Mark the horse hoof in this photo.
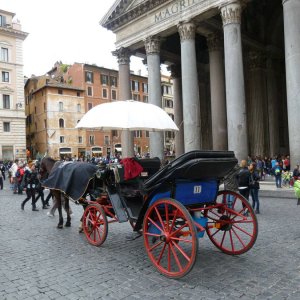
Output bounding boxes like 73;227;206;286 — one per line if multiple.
65;223;71;227
57;224;63;229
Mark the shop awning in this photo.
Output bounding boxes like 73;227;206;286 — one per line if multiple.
59;147;72;154
92;147;103;153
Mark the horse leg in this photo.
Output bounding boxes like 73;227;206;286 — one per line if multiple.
56;193;64;229
64;196;71;227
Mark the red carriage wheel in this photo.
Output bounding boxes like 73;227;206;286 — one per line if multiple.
143;198;198;279
205;190;258;255
82;203;108;247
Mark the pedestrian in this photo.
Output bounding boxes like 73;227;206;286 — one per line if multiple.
16;163;25;195
249;163;260;214
292;164;300;179
272;162;282;188
21;162;39;211
237;160;251;201
0;168;3;190
293;178;300;205
35;178;48;209
9;159;19;194
284;155;290;171
223;163;240;208
0;163;5;180
44;189;53;207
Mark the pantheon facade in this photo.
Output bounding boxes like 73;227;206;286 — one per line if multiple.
101;0;300;166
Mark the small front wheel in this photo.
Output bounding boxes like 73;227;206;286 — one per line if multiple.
143;198;198;279
82;203;108;246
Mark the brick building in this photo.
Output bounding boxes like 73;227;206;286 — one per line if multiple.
25;62;174;159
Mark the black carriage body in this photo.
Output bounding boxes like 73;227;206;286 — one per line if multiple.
109;151;238;231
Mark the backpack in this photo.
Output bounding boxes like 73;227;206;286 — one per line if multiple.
15;169;21;178
274;167;281;175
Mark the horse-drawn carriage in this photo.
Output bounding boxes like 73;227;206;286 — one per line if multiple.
41;150;258;279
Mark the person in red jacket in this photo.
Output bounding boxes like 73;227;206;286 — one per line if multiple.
16;164;25;195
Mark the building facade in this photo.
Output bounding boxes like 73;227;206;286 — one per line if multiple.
25;62;174;160
0;10;27;161
65;63;171;158
25;75;86;160
100;0;299;166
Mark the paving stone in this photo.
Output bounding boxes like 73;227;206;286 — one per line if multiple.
0;179;299;299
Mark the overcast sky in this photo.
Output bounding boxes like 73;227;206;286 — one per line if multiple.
1;0;148;77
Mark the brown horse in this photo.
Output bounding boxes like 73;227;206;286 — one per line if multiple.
39;157;72;228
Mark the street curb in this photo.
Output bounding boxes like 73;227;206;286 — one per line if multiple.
260;190;295;199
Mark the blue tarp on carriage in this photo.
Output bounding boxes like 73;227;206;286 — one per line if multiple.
42;161;98;201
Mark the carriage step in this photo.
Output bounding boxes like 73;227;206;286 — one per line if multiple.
108;192;128;222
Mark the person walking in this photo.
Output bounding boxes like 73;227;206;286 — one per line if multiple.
9;159;19;194
35;179;48;209
272;162;282;188
0;163;5;180
0;168;3;190
21;162;39;211
223;163;240;208
16;163;25;195
249;163;260;214
237;160;251;201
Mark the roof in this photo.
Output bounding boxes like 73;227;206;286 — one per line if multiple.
25;75;84;95
100;0;169;31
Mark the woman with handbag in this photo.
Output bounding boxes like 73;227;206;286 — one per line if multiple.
249;163;260;214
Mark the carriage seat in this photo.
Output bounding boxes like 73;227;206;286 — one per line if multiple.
143;150;238;194
137;157;161;180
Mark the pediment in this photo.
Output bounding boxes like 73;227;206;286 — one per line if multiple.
125;0;148;12
0;85;14;93
101;0;169;31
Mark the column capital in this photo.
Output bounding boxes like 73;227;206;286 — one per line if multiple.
167;64;181;79
220;1;242;26
207;33;223;51
247;51;266;70
144;36;160;55
112;47;131;65
177;21;196;42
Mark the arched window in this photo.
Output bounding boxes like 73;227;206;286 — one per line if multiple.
59;118;64;128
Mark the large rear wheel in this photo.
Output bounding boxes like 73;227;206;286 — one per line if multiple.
205;190;258;255
82;203;108;247
143;198;198;279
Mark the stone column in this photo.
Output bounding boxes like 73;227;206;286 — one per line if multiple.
198;75;212;150
144;36;164;160
266;57;280;157
221;1;248;162
168;65;184;157
178;21;201;152
283;0;300;167
112;47;134;157
207;33;227;150
246;51;268;156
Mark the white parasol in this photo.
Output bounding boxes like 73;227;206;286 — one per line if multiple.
75;100;179;132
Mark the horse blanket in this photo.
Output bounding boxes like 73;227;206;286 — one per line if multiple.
42;161;98;201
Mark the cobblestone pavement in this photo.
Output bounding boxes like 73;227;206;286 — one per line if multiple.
0;178;299;300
